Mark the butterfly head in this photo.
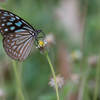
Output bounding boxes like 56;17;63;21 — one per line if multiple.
34;29;45;39
35;30;42;36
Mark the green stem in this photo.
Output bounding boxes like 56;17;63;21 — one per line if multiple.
45;53;59;100
78;65;91;100
12;60;25;100
93;52;100;100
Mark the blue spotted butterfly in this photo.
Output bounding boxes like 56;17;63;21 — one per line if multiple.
0;9;43;61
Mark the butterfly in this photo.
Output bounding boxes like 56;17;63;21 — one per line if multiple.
0;9;43;61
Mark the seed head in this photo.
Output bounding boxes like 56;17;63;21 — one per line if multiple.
88;55;98;67
49;74;64;89
45;34;56;46
68;50;83;62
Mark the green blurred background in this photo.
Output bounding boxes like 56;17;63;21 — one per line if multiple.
0;0;100;100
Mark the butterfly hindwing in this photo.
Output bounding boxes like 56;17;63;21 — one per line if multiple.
3;30;34;61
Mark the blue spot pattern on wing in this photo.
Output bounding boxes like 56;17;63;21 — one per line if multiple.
7;22;12;25
10;26;15;30
15;21;22;27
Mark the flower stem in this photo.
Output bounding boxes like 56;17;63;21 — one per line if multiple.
45;53;59;100
12;60;25;100
93;52;100;100
78;65;91;100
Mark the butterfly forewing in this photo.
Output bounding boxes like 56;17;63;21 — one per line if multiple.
0;9;35;37
0;9;36;61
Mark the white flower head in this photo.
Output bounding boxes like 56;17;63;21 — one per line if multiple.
88;55;98;67
36;39;47;48
70;74;80;84
68;49;83;62
49;74;64;89
36;39;48;55
45;34;56;46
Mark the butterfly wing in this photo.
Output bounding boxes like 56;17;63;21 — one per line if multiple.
3;31;34;61
0;9;35;37
0;9;35;61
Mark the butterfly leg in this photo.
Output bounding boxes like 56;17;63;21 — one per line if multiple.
37;30;45;38
37;36;44;39
41;30;45;37
34;30;45;46
34;38;39;47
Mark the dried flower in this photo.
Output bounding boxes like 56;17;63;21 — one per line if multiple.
68;50;83;62
70;74;80;84
88;55;98;67
49;74;64;89
45;34;56;46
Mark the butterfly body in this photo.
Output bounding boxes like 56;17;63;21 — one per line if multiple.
0;9;42;61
